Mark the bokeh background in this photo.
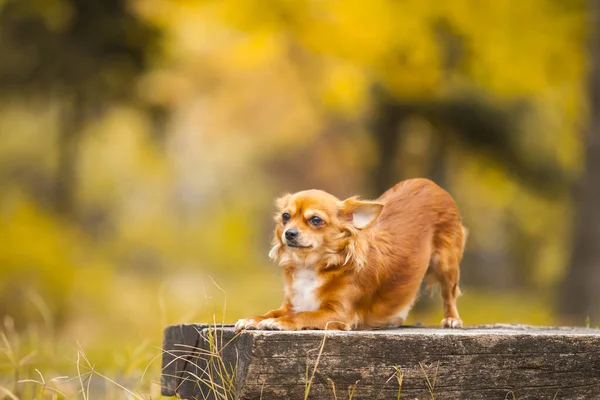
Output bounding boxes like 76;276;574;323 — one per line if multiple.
1;0;599;398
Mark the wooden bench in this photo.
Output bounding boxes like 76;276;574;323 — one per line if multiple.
161;324;600;399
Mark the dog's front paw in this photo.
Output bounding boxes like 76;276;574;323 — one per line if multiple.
234;318;259;332
257;317;295;330
441;317;463;328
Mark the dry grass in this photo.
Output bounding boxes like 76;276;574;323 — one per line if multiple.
327;377;360;400
0;326;158;400
160;326;239;400
385;366;404;400
419;360;440;400
0;285;564;399
304;330;329;400
0;312;447;400
0;281;233;399
304;321;366;400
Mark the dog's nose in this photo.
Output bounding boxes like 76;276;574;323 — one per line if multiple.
285;229;299;241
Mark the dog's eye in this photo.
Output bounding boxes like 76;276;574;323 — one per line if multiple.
282;213;291;223
309;216;323;226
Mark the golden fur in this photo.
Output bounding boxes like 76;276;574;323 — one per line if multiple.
235;178;466;331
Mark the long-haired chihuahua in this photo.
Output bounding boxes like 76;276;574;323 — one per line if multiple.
235;178;467;331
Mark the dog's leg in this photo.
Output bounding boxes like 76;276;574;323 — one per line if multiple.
235;304;292;332
438;266;462;328
430;231;464;328
256;310;351;331
427;222;466;328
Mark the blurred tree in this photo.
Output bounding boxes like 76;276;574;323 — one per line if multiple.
370;93;568;197
368;88;574;290
0;0;159;218
560;0;600;323
0;0;590;334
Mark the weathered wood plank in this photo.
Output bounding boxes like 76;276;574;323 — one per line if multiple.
161;324;600;399
161;324;209;398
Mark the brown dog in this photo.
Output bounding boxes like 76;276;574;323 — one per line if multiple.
235;178;467;331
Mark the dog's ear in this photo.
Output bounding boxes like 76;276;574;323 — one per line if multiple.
275;193;291;210
340;197;384;229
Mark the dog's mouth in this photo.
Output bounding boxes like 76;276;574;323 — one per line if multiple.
285;243;312;249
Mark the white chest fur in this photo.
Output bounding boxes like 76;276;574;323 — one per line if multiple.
290;269;322;312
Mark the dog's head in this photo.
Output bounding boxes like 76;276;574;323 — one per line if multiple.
268;189;383;269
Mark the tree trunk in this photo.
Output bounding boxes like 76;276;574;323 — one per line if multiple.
55;92;85;217
371;95;406;196
560;0;600;323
